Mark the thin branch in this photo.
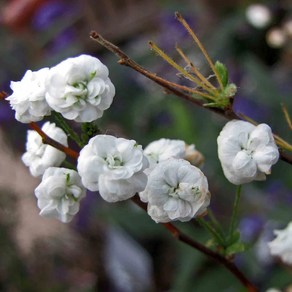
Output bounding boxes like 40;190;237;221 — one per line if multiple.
149;41;216;95
281;103;292;131
90;32;237;120
175;44;217;90
0;91;8;99
29;122;79;159
175;12;224;91
131;195;258;292
89;32;292;165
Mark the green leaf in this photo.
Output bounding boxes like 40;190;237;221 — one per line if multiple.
227;230;240;245
226;242;246;256
215;61;229;88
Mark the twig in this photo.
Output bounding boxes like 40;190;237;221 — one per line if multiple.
90;31;237;120
29;122;79;159
281;103;292;131
89;32;292;165
0;91;8;99
175;12;224;91
131;195;258;292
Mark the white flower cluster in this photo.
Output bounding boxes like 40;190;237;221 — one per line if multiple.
7;54;115;123
22;121;68;177
217;120;279;185
13;54;280;228
140;138;210;223
268;222;292;265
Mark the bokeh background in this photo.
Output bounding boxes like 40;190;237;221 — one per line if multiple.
0;0;291;291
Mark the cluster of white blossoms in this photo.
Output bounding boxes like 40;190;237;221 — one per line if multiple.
7;54;115;123
8;53;281;227
268;222;292;265
7;54;115;222
22;121;68;177
139;138;210;222
217;120;279;185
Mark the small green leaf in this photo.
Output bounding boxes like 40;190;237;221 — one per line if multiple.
226;242;246;256
228;230;241;245
215;61;229;88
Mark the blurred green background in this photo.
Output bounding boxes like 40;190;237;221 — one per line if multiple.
0;0;291;291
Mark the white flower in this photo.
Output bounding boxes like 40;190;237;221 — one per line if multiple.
45;54;115;122
77;135;148;202
144;138;186;169
145;159;211;223
217;120;279;185
22;122;68;177
140;139;204;202
268;222;292;265
35;167;86;223
7;68;51;123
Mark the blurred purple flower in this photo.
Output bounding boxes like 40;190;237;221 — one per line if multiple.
0;102;14;122
266;180;292;206
31;1;77;31
158;12;197;50
74;191;100;232
46;28;77;54
239;215;264;242
233;95;269;121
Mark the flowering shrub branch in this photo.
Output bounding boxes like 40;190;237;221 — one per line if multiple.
1;11;291;291
131;194;258;292
90;14;292;164
29;122;79;159
13;119;258;290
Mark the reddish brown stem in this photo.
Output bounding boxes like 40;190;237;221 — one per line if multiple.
89;32;292;165
131;195;258;292
29;122;79;159
0;91;8;99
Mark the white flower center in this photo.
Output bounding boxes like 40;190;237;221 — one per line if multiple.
105;155;123;168
169;185;180;198
72;81;88;99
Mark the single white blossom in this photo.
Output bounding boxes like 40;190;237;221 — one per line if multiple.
22;122;68;177
35;167;86;223
140;139;203;202
268;222;292;265
45;54;115;122
143;138;186;169
7;68;51;123
145;159;211;223
77;135;148;202
217;120;279;185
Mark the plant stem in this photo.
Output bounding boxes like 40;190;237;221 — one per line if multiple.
149;41;217;96
228;185;242;239
207;208;225;239
175;44;217;90
131;195;258;292
29;122;79;159
196;217;226;246
52;112;84;147
90;31;292;165
175;12;224;91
